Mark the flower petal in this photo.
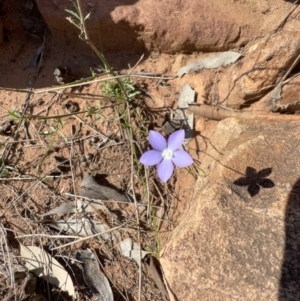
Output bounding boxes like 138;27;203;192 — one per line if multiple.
248;182;260;197
233;177;251;186
257;168;272;178
149;131;167;151
157;159;174;182
245;166;257;177
140;150;162;166
172;150;194;167
167;130;185;151
259;178;275;188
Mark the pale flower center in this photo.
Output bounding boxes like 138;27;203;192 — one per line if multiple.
161;148;173;160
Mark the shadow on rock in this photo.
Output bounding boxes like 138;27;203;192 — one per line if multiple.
233;166;275;197
0;0;148;88
279;178;300;300
37;0;146;52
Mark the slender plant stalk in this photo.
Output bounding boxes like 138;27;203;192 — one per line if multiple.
74;0;129;101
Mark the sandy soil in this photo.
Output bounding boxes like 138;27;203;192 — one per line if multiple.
0;1;202;300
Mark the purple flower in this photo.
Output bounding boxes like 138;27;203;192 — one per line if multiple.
140;130;194;182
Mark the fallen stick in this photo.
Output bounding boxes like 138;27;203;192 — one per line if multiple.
187;104;300;121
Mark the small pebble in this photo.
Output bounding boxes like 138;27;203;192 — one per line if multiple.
90;136;98;143
80;161;88;168
64;100;80;113
85;153;94;161
79;155;87;163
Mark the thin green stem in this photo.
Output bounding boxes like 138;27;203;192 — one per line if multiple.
74;0;129;101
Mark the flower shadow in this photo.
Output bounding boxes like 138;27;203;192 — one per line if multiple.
233;166;275;197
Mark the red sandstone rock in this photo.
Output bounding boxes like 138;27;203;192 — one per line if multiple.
36;0;296;53
218;30;300;108
161;118;300;301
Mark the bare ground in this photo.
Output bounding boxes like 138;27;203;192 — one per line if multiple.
0;1;201;300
